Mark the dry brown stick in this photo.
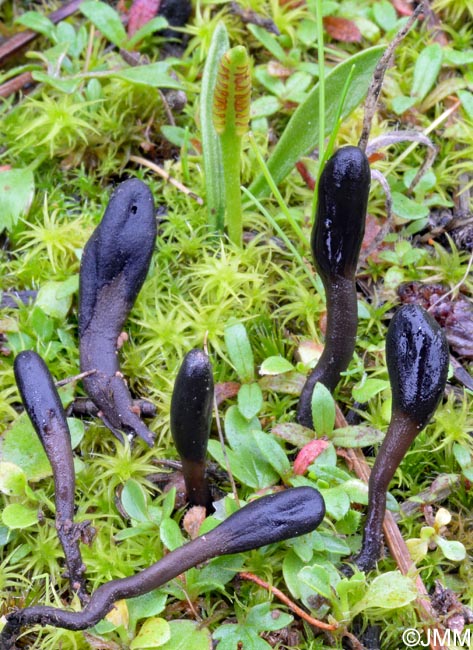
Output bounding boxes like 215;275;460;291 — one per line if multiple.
358;4;423;152
129;155;204;205
334;407;445;650
0;0;84;64
238;572;338;631
0;71;33;97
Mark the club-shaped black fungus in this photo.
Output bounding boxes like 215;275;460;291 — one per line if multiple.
79;178;157;446
170;348;214;510
297;146;370;429
354;304;449;571
297;147;371;428
13;351;88;604
0;487;325;647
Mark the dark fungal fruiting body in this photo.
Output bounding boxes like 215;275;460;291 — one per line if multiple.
297;146;371;429
170;349;214;510
13;351;88;605
79;178;157;446
0;487;325;647
355;305;449;572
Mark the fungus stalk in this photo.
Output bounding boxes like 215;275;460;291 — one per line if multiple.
1;487;325;648
355;305;449;572
13;351;89;605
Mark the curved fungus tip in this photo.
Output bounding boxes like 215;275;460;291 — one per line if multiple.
386;304;449;429
312;145;370;281
214;486;326;555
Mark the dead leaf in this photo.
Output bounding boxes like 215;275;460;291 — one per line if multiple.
391;0;415;16
215;381;240;406
183;506;206;539
323;16;362;43
128;0;160;37
293;439;330;475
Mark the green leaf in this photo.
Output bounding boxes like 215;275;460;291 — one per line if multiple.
253;430;290;477
121;479;149;523
311;383;335;437
80;1;127;48
391;95;417;115
160;517;184;551
2;503;38;529
0;168;35;232
372;0;398;31
271;422;313;447
459;89;473;121
435;536;466;561
319;486;350;520
225;406;261;452
111;63;182;88
259;356;294;375
1;414;53;481
352;571;417;615
161;125;187;147
299;564;333;599
67;418;85;448
159;620;211;650
246;603;293;632
411;44;443;102
238;383;263;420
36;277;78;319
392;192;429;221
352;378;390;403
0;463;27;496
201;22;229;231
248;25;286;62
251;96;280;119
328;426;384;448
126;16;168;48
130;617;170;649
224;321;255;382
249;46;384;197
15;11;55;40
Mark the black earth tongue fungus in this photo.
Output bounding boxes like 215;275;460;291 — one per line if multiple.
79;178;157;447
297;146;371;430
354;304;449;572
13;351;89;605
170;348;214;512
0;487;325;649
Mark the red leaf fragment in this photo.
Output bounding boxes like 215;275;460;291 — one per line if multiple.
323;16;362;43
128;0;160;37
391;0;415;16
293;439;330;475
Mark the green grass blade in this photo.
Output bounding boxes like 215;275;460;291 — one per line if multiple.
200;22;229;231
249;46;385;199
242;187;319;293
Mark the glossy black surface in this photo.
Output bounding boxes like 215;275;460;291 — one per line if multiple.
386;304;449;428
170;348;214;463
312;145;370;281
297;146;370;428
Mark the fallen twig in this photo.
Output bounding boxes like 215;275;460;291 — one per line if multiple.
239;571;338;631
0;0;84;64
129;155;203;205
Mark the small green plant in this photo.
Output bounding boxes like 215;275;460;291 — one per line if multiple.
212;45;251;245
